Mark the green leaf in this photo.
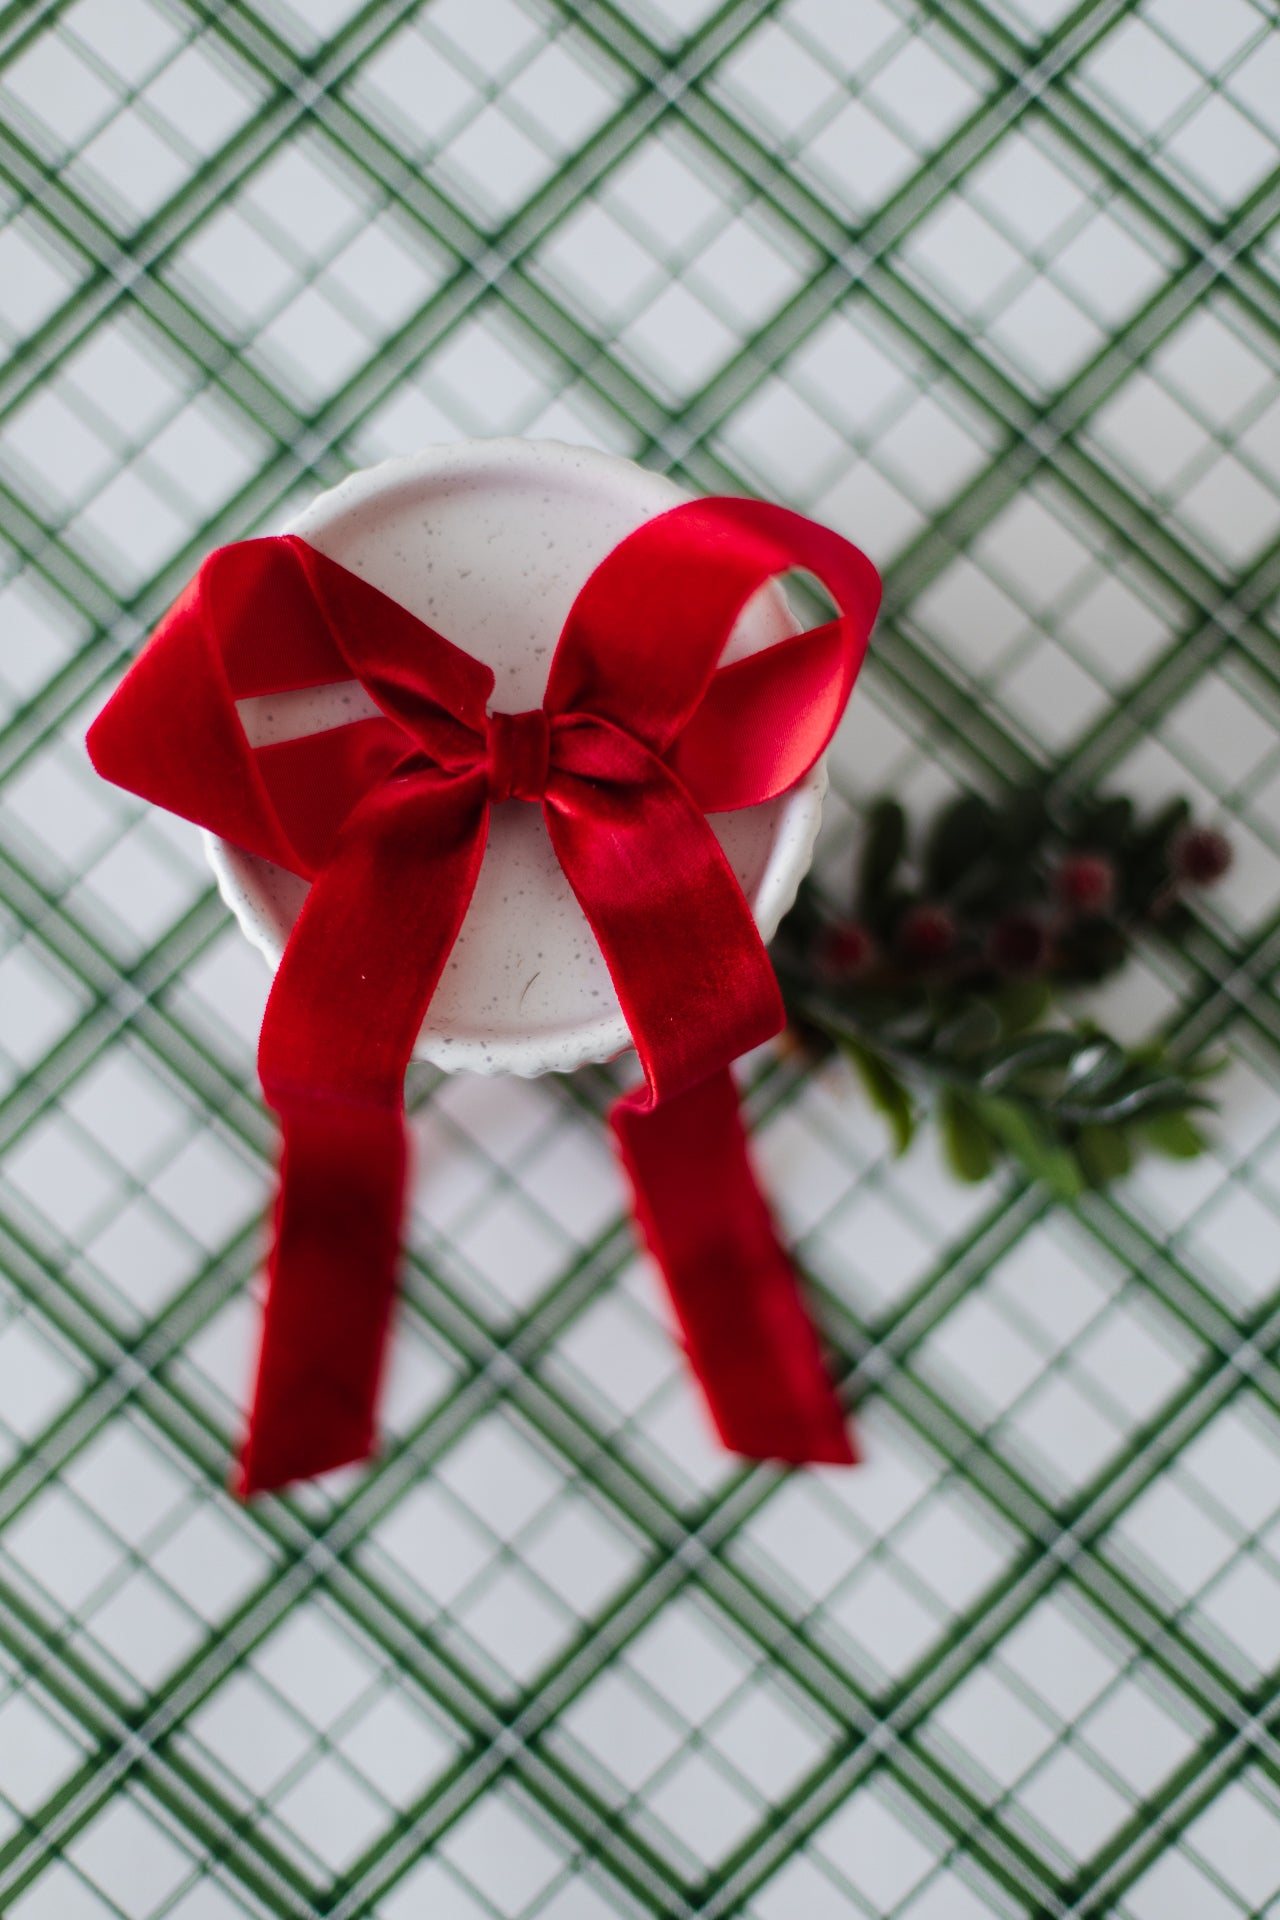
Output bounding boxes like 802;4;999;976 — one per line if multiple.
993;978;1052;1036
1141;1110;1208;1159
974;1095;1084;1199
1143;796;1192;849
857;800;907;910
1076;1124;1133;1186
1122;797;1191;913
1153;901;1195;939
934;998;1002;1058
1054;918;1129;984
994;785;1049;854
840;1038;915;1156
1062;1038;1129;1099
924;794;994;894
1075;1075;1211;1126
939;1088;996;1182
979;1030;1082;1093
1069;795;1134;850
1185;1051;1230;1082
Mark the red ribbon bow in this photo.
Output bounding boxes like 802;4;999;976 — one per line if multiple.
88;496;880;1494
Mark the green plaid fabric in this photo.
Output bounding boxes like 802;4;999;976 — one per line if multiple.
3;0;1280;1913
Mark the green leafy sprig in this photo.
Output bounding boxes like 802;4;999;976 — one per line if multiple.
771;786;1231;1196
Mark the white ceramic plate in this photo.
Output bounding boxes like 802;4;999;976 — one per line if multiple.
207;439;826;1076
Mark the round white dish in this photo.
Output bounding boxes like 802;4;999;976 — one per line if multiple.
207;438;826;1076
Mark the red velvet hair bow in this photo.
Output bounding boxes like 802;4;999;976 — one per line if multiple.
88;496;880;1495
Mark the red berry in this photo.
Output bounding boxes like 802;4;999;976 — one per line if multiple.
896;903;957;966
1055;852;1115;914
818;921;876;980
1172;825;1232;886
990;910;1049;974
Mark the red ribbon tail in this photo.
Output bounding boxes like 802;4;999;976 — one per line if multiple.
237;1095;407;1496
611;1070;855;1466
236;770;490;1498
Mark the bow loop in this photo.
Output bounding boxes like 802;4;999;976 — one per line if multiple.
547;498;880;773
285;536;493;735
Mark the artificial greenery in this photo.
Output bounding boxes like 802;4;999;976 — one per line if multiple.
771;785;1232;1196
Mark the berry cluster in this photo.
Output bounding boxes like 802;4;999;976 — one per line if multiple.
771;788;1231;1192
812;792;1231;999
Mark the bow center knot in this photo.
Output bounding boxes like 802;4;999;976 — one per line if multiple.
485;707;550;803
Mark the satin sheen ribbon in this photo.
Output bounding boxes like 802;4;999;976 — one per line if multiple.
87;497;880;1495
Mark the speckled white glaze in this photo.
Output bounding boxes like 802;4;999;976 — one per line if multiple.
207;439;827;1076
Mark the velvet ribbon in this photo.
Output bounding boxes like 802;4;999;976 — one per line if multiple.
87;497;880;1494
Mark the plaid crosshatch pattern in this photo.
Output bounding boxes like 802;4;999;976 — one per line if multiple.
2;0;1280;1911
